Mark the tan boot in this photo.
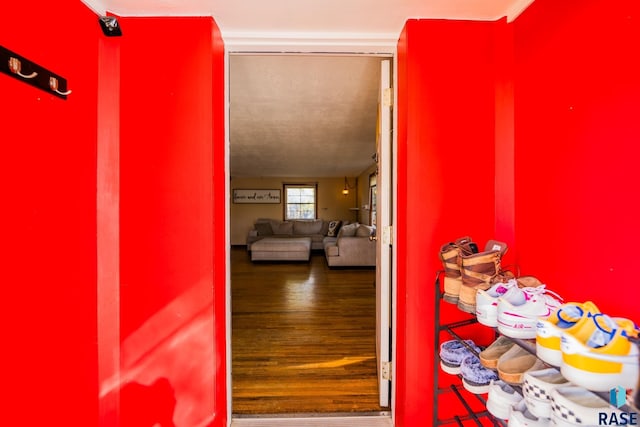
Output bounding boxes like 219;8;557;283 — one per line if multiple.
458;240;508;313
439;237;476;304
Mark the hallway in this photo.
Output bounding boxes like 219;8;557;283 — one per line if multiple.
231;247;385;414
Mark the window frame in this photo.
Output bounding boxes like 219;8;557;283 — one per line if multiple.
283;182;318;220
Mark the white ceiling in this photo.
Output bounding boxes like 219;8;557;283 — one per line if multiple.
83;0;535;177
230;54;383;178
84;0;534;38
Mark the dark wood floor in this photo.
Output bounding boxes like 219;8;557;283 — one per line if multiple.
231;246;385;414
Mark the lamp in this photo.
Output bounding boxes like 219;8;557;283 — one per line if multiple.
342;177;354;196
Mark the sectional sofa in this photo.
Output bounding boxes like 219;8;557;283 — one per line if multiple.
246;218;376;266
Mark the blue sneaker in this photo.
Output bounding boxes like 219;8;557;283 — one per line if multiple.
460;355;499;394
439;339;480;374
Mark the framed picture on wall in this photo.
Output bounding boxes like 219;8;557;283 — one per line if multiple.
233;189;281;204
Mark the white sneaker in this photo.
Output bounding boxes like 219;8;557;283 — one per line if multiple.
497;285;563;339
486;379;523;420
508;398;550;426
550;386;622;427
523;368;569;419
476;279;519;327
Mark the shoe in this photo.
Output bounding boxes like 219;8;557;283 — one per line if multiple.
439;237;476;304
486;379;522;420
476;279;519;327
497;285;563;339
516;275;545;288
476;276;542;327
536;301;600;366
439;339;480;375
635;357;640;410
480;335;516;369
550;386;622;427
522;368;569;419
508;398;550;426
460;354;499;394
497;344;546;385
458;240;508;313
560;313;639;391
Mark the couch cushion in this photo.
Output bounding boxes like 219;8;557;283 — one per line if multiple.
338;222;359;237
293;219;323;235
325;244;339;257
356;224;374;237
271;221;293;235
323;236;337;246
255;222;273;236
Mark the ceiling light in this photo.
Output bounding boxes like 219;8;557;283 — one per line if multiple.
342;177;351;196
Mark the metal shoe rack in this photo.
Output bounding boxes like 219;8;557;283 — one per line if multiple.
433;270;640;426
433;271;507;426
500;333;640;415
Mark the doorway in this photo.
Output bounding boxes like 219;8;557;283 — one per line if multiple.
226;52;395;420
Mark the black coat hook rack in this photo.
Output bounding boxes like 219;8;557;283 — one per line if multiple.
1;45;71;100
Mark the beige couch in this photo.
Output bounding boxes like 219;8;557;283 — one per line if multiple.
246;218;329;251
246;218;376;266
323;223;376;267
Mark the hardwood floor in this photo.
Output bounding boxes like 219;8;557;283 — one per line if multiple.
231;246;386;415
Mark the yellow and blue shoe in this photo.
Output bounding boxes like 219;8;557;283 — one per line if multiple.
560;313;639;391
536;301;600;366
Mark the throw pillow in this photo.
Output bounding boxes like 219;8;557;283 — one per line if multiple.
255;222;273;236
356;224;374;237
338;222;359;237
326;220;342;237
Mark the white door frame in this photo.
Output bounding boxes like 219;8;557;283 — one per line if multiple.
223;41;398;426
376;58;392;408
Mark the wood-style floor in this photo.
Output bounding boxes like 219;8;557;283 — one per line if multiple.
231;246;385;415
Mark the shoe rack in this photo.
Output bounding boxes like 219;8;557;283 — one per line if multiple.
433;271;506;426
502;333;640;414
433;270;640;426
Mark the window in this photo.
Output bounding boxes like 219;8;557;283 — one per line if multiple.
284;184;317;220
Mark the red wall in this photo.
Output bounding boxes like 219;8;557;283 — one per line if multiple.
4;1;637;426
396;1;640;424
118;16;226;427
395;18;502;426
512;0;640;317
0;1;100;425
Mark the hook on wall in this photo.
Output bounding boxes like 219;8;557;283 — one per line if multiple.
1;45;71;100
49;76;72;96
8;57;38;79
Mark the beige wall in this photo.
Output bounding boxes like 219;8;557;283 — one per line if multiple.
230;175;373;245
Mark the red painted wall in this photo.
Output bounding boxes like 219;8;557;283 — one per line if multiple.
395;19;502;426
396;1;640;424
211;17;229;424
0;1;100;425
118;16;225;426
4;1;636;426
512;0;640;317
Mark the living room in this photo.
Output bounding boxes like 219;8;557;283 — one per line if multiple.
228;54;386;262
